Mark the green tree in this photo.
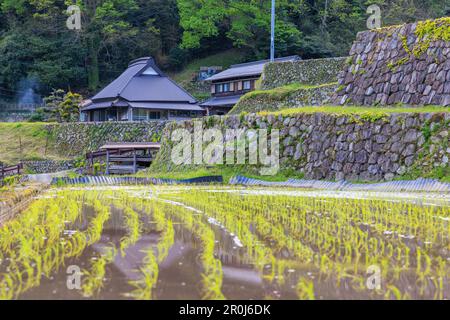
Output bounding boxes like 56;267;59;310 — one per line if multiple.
178;0;303;59
39;89;82;122
42;89;65;122
59;91;83;122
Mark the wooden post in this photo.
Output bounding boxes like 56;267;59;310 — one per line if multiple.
133;150;137;174
106;150;110;175
89;153;93;175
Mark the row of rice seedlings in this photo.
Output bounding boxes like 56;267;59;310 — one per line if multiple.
80;191;143;298
115;200;142;257
0;190;112;299
159;191;296;286
134;194;226;300
127;201;175;300
259;194;450;294
149;191;282;295
81;245;117;298
0;192;83;299
156;188;450;299
258;194;447;298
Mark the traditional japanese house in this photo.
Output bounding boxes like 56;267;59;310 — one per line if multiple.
81;57;205;122
200;56;300;115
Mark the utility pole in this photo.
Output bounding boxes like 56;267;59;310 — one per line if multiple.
270;0;275;61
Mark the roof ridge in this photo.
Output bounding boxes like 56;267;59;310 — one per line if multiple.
117;58;154;97
230;55;300;68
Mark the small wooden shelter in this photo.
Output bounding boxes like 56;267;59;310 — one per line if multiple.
98;142;161;174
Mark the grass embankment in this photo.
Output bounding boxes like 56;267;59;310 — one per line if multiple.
140;166;305;183
230;82;337;114
259;105;450;117
242;82;336;100
0;123;63;165
143;165;450;184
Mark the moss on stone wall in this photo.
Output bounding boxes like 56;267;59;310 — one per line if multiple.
261;57;347;90
230;83;337;115
46;121;167;157
152;111;450;182
333;17;450;107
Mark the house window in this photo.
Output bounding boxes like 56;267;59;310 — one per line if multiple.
169;110;193;118
119;109;128;121
177;111;190;118
215;84;223;93
93;110;106;122
132;109;162;121
149;111;161;120
243;80;251;90
223;83;230;92
133;109;146;121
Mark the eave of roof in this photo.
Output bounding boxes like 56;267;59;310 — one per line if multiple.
89;57;197;104
200;95;242;107
128;102;204;111
205;55;301;82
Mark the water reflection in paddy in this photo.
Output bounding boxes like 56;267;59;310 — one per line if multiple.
1;186;449;300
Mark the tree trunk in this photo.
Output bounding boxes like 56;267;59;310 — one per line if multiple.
85;0;100;91
87;36;100;91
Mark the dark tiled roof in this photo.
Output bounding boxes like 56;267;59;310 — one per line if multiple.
82;57;197;111
81;100;128;111
206;55;301;82
128;102;203;111
200;95;242;107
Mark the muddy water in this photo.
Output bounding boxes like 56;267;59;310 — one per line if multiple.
17;203;269;300
8;187;450;300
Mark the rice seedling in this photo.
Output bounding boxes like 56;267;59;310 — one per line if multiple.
128;202;174;300
1;185;449;300
142;198;225;300
81;245;117;298
153;187;450;300
0;189;112;299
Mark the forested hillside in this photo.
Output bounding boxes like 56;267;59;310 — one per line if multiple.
0;0;448;101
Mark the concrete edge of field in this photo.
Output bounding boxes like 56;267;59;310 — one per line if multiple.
43;173;450;193
230;176;450;193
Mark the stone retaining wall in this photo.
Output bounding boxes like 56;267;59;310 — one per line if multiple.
230;84;337;115
22;160;76;174
332;18;450;106
261;57;347;90
153;112;449;182
47;121;167;156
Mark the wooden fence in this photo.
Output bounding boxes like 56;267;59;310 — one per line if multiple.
0;163;23;185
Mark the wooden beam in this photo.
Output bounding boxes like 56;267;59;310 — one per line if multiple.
106;150;110;175
133;150;137;174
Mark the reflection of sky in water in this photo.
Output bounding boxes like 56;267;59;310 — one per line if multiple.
24;186;450;300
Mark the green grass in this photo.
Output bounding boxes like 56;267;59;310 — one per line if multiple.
395;165;450;183
140;165;450;184
242;82;336;101
0;122;64;165
138;165;305;184
259;105;450;117
169;49;246;88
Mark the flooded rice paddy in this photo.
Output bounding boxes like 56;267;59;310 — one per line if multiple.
0;186;449;300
